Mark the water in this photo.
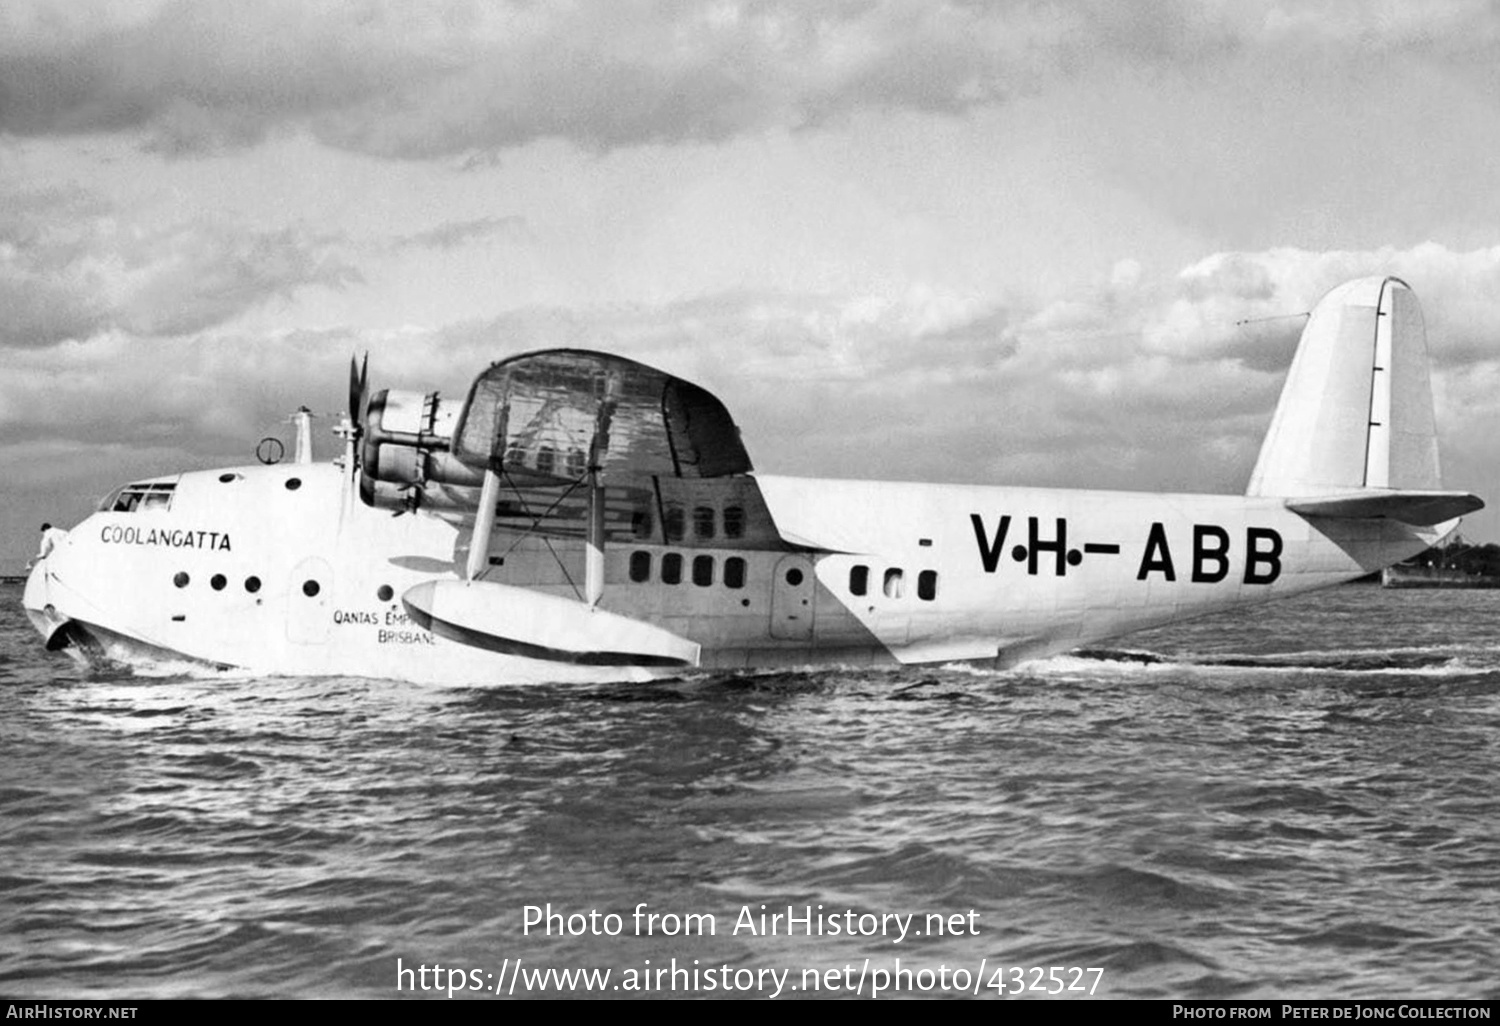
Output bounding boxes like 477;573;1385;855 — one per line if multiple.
2;582;1498;1000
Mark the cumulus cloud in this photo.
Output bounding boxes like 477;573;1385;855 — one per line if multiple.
5;241;1500;513
0;190;360;347
1157;244;1500;369
5;1;1500;159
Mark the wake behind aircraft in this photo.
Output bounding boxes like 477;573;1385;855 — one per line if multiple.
23;276;1483;684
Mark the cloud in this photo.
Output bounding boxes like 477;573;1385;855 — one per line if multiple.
390;216;528;252
7;1;1500;160
1157;244;1500;369
5;241;1500;507
0;189;360;347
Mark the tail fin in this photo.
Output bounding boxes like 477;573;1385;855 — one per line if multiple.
1248;276;1481;525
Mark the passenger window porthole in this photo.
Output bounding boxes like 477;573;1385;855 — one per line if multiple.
883;568;905;599
723;506;745;539
285;478;302;491
302;580;320;597
377;585;394;602
629;551;652;583
849;564;869;596
693;506;716;540
210;574;226;591
692;555;714;587
245;576;261;593
173;572;189;588
785;567;804;587
664;506;686;542
661;553;683;585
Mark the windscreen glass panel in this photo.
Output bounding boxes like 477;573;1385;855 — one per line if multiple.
102;482;177;512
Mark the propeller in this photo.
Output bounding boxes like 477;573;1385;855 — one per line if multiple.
348;352;369;434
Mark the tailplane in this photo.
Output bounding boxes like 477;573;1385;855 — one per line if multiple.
1247;276;1481;525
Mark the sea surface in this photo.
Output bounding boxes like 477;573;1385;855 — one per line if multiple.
2;580;1498;1001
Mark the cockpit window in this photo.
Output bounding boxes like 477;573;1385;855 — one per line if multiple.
100;482;177;513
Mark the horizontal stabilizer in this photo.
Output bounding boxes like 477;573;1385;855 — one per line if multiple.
403;580;701;668
1286;490;1483;526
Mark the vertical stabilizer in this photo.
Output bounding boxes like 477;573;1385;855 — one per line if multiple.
1248;276;1441;498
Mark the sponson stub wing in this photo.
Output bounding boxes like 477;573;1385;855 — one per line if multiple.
359;349;792;551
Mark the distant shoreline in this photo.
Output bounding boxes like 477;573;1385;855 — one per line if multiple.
1382;566;1500;589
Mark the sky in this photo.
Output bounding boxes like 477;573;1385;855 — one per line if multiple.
7;0;1500;573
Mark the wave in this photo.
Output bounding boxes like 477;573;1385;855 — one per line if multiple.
1032;645;1490;677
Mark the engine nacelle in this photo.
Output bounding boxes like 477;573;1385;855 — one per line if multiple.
358;389;483;512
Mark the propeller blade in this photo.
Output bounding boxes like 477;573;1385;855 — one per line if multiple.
348;355;360;423
349;353;369;428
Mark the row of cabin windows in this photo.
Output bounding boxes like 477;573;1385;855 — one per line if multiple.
849;565;939;602
174;571;262;593
631;505;747;542
507;444;589;479
174;572;397;604
501;444;748;542
629;551;746;589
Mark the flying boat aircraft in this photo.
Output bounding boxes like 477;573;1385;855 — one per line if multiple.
22;276;1483;684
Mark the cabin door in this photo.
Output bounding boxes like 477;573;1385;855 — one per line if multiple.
769;555;816;641
286;556;334;645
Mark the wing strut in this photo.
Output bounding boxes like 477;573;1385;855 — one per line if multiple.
585;472;604;605
584;383;619;607
466;469;502;581
465;399;510;582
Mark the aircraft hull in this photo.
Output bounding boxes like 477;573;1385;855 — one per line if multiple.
18;277;1477;685
20;460;1450;686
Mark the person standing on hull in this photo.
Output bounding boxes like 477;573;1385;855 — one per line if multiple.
28;522;67;570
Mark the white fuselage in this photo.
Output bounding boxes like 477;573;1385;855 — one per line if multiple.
22;458;1445;685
